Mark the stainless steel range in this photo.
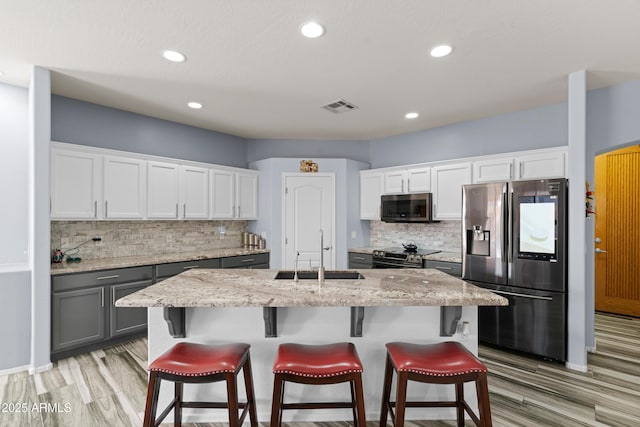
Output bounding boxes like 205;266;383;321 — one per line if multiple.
372;248;441;268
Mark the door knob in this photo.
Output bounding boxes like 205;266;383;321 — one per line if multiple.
594;237;602;243
595;248;607;254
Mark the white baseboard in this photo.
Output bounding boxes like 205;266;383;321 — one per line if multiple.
0;364;31;376
29;363;53;375
565;361;588;372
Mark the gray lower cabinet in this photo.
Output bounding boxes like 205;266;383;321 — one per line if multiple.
110;281;153;337
51;265;153;359
423;260;462;277
52;252;270;359
51;287;107;352
348;252;373;269
220;253;270;269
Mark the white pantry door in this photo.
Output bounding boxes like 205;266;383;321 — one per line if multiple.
283;173;335;270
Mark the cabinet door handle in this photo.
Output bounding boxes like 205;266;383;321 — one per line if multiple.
509;163;513;179
183;203;186;218
97;274;120;280
112;289;116;305
175;203;179;218
101;288;105;307
237;205;241;217
105;200;108;217
241;258;255;263
94;200;97;218
434;266;453;271
182;265;200;270
353;256;366;261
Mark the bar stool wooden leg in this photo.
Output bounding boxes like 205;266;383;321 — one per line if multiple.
476;372;492;427
394;371;409;427
226;372;239;427
270;373;284;427
455;382;464;427
353;374;367;427
242;354;259;427
143;371;161;427
379;354;393;427
174;381;183;427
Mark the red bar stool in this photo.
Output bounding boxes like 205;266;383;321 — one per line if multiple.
379;341;492;427
270;342;367;426
143;342;258;427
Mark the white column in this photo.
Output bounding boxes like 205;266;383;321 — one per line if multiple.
29;66;52;373
566;70;588;371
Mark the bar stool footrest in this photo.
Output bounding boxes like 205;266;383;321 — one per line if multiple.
282;401;355;410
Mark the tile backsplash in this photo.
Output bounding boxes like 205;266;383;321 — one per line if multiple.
51;220;248;260
369;220;461;253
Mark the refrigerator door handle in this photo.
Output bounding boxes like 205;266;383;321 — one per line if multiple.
507;191;514;264
502;191;509;261
490;289;553;301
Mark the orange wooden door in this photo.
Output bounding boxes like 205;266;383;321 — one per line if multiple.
594;145;640;316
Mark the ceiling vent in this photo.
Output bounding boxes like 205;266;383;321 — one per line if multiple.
322;99;358;114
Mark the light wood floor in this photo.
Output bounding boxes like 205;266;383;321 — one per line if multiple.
0;313;638;426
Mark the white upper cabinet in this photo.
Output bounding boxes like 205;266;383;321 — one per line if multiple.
103;156;146;219
473;157;514;183
360;171;384;220
515;150;566;180
180;165;209;219
407;167;431;192
210;169;235;219
431;163;472;220
51;142;259;221
147;161;179;219
51;148;101;219
236;172;258;219
211;169;258;220
384;170;407;194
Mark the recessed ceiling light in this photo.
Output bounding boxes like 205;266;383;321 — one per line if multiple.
300;21;325;38
162;50;187;63
405;112;419;119
187;102;203;109
430;44;453;58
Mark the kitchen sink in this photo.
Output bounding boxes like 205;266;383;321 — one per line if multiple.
274;270;365;280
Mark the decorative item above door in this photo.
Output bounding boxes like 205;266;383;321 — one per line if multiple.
299;159;318;172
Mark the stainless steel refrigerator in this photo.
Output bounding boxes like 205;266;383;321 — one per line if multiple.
462;178;567;361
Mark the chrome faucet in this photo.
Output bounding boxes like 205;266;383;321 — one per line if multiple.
294;251;300;282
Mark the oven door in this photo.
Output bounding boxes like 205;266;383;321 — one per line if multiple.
372;260;422;269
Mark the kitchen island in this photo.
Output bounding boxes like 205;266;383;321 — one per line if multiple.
117;268;507;423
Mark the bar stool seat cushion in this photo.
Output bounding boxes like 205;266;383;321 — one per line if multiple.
386;341;487;376
273;342;363;378
149;342;250;377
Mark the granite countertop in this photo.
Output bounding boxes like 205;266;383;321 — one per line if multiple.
50;248;270;275
348;248;462;263
116;268;507;308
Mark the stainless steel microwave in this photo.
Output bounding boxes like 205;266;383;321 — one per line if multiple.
380;193;434;223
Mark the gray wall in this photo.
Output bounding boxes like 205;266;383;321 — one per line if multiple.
0;272;32;370
0;83;29;264
369;102;568;167
51;96;249;168
248;138;371;164
0;82;31;371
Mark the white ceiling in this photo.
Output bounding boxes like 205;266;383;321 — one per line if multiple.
2;0;640;140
